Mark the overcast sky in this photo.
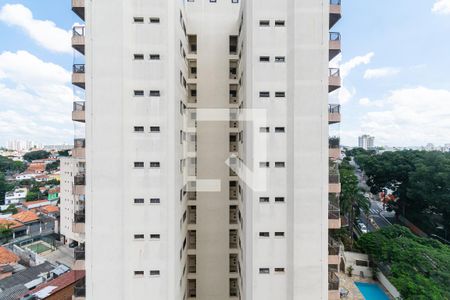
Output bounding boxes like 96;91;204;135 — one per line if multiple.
0;0;450;147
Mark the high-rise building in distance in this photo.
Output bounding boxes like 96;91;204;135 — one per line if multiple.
66;0;343;299
358;134;375;150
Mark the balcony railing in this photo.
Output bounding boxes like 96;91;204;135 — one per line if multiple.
328;271;339;290
328;68;341;93
329;162;340;184
74;138;85;149
74;210;85;223
72;64;85;89
329;0;342;29
74;174;85;186
74;245;85;260
328;104;341;125
329;32;341;60
72;0;85;21
329;104;340;114
329;137;340;149
72;101;85;123
72;26;85;54
328;238;340;255
73;64;85;74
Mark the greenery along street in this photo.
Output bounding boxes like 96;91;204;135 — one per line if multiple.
347;148;450;241
358;225;450;300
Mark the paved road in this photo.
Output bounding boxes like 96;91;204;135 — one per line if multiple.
350;158;395;232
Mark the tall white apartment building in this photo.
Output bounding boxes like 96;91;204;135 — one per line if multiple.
68;0;342;299
358;134;375;150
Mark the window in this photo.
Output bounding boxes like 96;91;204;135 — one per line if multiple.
150;90;161;97
274;268;285;273
150;126;160;132
259;268;270;274
134;54;144;60
275;20;285;27
259;232;269;237
275;162;285;168
275;92;285;98
134;126;144;132
134;198;145;204
275;232;285;237
134;234;145;240
134;162;144;168
150;17;160;23
150;54;160;60
133;17;144;23
150;270;160;276
210;0;217;2
259;91;270;98
275;197;285;203
134;271;144;276
259;56;270;62
259;197;269;203
259;162;270;168
134;90;144;96
259;127;270;133
275;127;285;133
150;162;160;168
259;20;270;26
275;56;286;63
232;0;239;3
150;234;161;240
150;198;161;204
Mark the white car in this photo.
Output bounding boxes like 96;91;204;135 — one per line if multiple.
358;223;368;234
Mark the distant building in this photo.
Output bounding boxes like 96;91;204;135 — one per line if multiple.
4;188;28;205
358;135;375;150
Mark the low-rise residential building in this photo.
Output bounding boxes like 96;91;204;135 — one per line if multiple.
47;187;59;201
4;188;28;205
0;219;26;240
0;247;20;280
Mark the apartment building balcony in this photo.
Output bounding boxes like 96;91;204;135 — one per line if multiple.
188;60;197;80
328;238;340;265
229;84;238;105
188;206;196;225
72;64;85;89
229;60;238;81
72;210;85;234
329;136;340;161
188;84;197;104
74;279;86;300
229;205;238;225
329;0;342;29
72;26;85;54
328;104;341;124
229;134;238;153
74;174;85;195
187;279;196;299
329;68;341;92
229;254;238;273
73;244;85;270
188;35;197;55
229;181;238;201
329;162;341;194
328;271;340;299
71;0;85;21
187;255;196;274
329;194;341;229
188;230;196;250
229;229;238;249
329;32;341;60
230;278;239;298
229;35;238;55
73;138;85;159
72;101;85;123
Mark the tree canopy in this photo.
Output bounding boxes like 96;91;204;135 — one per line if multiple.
358;225;450;300
23;150;51;162
0;155;26;173
347;148;450;239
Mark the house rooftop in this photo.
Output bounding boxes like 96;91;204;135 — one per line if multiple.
40;205;59;214
24;270;85;299
0;218;24;229
11;211;39;223
22;200;49;209
0;262;55;291
0;247;19;265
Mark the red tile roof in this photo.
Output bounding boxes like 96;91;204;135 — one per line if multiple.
0;247;19;265
41;205;59;214
23;200;48;208
25;270;85;297
0;219;23;229
11;210;39;223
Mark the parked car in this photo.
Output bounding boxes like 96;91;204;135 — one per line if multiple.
358;222;368;234
69;241;78;248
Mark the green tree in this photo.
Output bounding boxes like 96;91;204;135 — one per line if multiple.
58;149;70;157
45;160;60;172
0;155;26;173
26;191;39;201
23;150;50;162
0;224;13;242
0;173;14;203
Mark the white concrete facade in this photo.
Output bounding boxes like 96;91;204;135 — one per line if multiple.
74;0;340;299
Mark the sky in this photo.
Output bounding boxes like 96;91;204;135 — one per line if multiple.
0;0;450;147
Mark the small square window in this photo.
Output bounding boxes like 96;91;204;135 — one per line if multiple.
274;267;285;273
134;162;144;168
150;270;160;276
275;56;286;63
150;54;160;60
259;268;270;274
134;198;145;204
150;198;161;204
259;162;270;168
231;0;239;3
275;162;285;168
275;232;285;237
150;234;161;239
275;197;285;203
275;92;285;98
134;126;144;132
259;56;270;62
134;271;144;276
150;18;160;23
259;20;270;26
275;127;285;133
133;17;144;23
210;0;217;2
150;126;160;132
150;162;160;168
134;234;145;240
134;54;144;60
259;232;270;237
259;127;270;133
150;90;161;97
259;197;269;203
259;91;270;98
275;20;285;27
134;90;144;96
